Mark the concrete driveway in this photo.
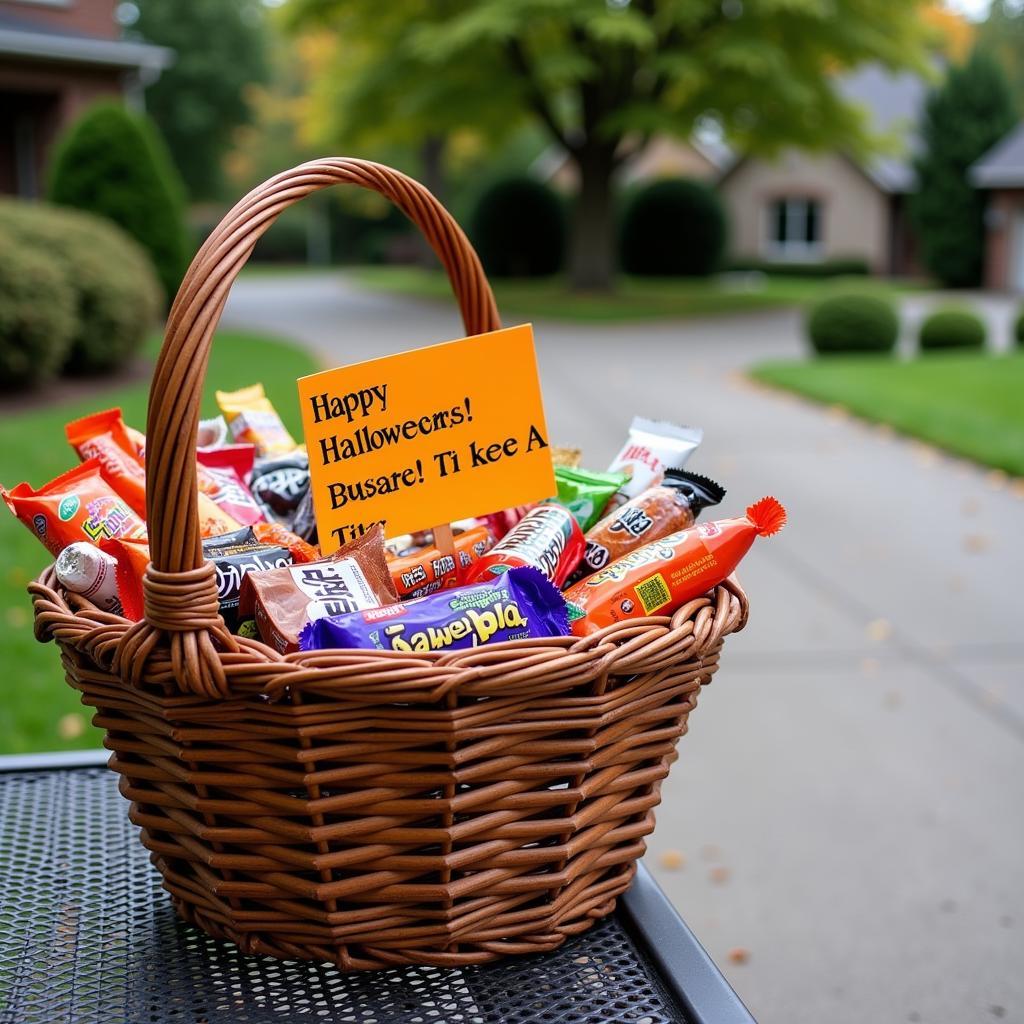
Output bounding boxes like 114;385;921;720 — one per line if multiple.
223;272;1024;1024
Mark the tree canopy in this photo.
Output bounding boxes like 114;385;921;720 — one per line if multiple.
910;50;1016;288
288;0;932;289
129;0;268;200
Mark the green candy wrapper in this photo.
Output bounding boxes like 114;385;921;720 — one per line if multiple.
547;465;629;531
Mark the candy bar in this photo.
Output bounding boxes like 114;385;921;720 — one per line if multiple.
299;566;569;653
607;417;703;502
216;383;297;457
548;465;628;531
2;459;147;558
465;504;583;587
238;526;397;653
196;445;266;527
565;497;785;636
249;452;310;525
574;470;725;578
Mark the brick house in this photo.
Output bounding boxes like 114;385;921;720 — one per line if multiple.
0;0;171;197
971;122;1024;293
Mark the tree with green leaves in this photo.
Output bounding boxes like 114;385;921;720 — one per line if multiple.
288;0;930;290
47;101;189;303
910;50;1016;288
976;0;1024;117
128;0;268;200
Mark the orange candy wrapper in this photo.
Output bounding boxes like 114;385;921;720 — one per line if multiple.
2;459;147;558
565;497;786;636
386;524;495;599
253;522;319;563
65;407;242;539
66;409;148;518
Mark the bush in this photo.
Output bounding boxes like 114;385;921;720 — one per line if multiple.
0;200;162;374
620;179;727;277
470;177;565;278
806;292;900;355
0;231;76;390
1014;307;1024;347
47;100;189;302
725;257;870;278
918;307;986;351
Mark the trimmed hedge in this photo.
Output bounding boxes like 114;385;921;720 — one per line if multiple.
0;230;76;390
0;200;162;375
806;292;900;355
1014;306;1024;347
726;257;870;278
918;307;986;351
620;179;726;277
470;177;565;278
47;100;188;303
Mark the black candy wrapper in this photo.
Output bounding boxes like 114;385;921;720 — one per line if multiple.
299;566;569;654
250;452;310;525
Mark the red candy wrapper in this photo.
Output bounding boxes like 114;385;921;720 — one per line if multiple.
565;497;785;636
197;445;266;527
465;504;584;587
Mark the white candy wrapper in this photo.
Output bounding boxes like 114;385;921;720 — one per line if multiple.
55;542;123;615
197;415;230;450
607;417;703;500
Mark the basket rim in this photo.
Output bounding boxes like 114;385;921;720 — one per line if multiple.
29;564;748;703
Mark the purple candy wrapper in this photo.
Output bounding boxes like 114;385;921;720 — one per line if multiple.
298;566;569;653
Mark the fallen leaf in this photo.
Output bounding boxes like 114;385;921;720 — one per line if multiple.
860;657;880;676
709;866;731;885
659;849;685;871
1011;479;1024;499
4;607;27;628
727;947;750;965
58;713;85;740
986;470;1007;491
826;404;848;421
866;619;892;643
963;533;991;554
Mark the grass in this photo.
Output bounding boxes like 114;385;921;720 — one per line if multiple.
350;265;917;322
0;330;319;754
751;351;1024;476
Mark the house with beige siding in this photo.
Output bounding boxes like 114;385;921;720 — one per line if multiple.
717;66;926;276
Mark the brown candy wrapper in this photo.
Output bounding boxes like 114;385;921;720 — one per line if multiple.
239;525;397;653
575;470;725;578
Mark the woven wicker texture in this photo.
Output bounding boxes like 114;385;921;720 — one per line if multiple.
27;158;748;971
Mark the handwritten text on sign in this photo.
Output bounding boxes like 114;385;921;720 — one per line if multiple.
297;324;556;552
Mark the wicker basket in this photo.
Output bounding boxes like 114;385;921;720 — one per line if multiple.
28;158;749;971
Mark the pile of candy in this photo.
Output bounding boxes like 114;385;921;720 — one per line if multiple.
2;389;785;658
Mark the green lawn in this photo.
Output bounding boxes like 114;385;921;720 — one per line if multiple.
0;330;320;754
751;351;1024;476
350;265;916;322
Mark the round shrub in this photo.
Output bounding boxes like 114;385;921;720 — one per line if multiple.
918;307;986;351
1013;306;1024;347
0;200;162;374
620;179;727;277
806;293;900;355
47;100;189;302
0;230;76;389
470;177;565;278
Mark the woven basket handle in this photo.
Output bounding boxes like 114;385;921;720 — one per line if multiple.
119;159;500;697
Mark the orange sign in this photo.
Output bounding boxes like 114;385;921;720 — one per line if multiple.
297;324;556;553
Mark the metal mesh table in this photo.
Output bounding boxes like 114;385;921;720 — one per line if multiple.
0;753;755;1024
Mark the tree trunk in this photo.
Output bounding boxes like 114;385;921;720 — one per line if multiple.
416;135;447;267
568;149;616;291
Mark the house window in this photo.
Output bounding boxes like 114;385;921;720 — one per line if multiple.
765;198;822;260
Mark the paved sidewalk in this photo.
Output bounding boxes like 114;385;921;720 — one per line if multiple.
223;273;1024;1024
